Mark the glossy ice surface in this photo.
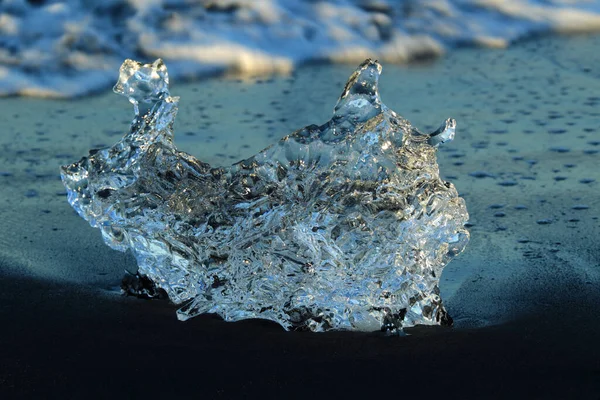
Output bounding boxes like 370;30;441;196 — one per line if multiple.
61;58;469;331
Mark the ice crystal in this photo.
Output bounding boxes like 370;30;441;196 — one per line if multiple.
61;58;469;332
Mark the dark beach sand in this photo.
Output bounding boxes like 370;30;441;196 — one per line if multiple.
1;272;599;399
1;34;600;398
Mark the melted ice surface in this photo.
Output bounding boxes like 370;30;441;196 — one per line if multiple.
2;0;600;97
61;58;469;332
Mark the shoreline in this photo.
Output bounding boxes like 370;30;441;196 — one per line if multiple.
3;0;600;98
2;30;600;102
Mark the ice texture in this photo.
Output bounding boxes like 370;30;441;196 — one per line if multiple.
60;58;469;332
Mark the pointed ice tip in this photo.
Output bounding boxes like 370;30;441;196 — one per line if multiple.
339;58;382;101
113;58;170;105
333;59;383;124
428;118;456;147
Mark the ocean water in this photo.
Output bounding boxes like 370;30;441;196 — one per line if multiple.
0;26;599;328
2;0;600;96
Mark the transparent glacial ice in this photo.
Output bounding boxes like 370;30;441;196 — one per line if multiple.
60;58;469;332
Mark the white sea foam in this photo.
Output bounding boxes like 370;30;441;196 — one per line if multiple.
1;0;600;97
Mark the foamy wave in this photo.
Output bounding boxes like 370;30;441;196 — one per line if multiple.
1;0;600;97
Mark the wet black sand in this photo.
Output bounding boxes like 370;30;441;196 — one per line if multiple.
1;272;599;399
1;34;600;398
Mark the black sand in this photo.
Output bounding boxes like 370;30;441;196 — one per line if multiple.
1;271;599;399
1;34;600;399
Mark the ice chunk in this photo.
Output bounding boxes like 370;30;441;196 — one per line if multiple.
113;59;170;116
60;58;469;332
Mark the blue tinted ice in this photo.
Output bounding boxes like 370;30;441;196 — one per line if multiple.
112;59;170;115
60;59;469;332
